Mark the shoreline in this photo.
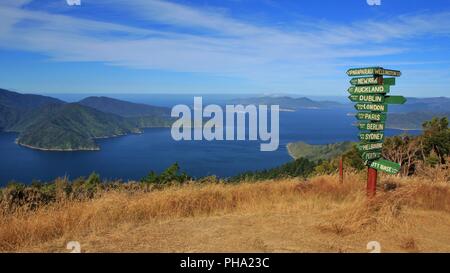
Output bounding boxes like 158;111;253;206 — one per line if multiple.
16;141;100;152
13;126;169;152
386;126;422;131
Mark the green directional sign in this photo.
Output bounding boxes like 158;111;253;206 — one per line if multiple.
350;77;395;86
347;66;404;174
369;159;401;175
347;67;401;77
357;142;384;152
347;67;381;76
362;151;382;161
350;77;381;86
385;95;407;105
383;78;396;85
374;68;401;77
358;122;385;131
356;112;386;122
348;94;384;103
359;132;384;142
348;84;390;94
355;103;387;112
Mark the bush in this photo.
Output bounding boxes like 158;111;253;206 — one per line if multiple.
141;163;191;185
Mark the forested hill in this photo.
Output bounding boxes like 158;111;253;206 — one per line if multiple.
16;103;141;151
0;88;63;109
0;89;171;151
79;96;170;117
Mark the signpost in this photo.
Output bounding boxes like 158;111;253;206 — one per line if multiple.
362;151;382;161
369;159;401;175
347;66;406;197
348;94;385;103
355;103;388;112
348;84;390;94
359;132;384;142
357;122;385;131
357;142;384;152
356;112;386;122
350;77;395;86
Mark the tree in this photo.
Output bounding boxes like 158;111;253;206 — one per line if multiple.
422;117;450;164
342;145;365;171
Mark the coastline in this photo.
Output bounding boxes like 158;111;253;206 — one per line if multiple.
385;126;422;131
16;140;100;151
13;126;170;152
286;143;297;160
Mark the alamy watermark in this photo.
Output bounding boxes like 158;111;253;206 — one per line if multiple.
66;0;81;6
367;0;381;6
171;97;279;151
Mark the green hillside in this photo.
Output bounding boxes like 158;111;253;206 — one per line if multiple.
387;111;450;130
287;141;354;161
17;103;141;151
0;88;63;109
0;89;174;151
79;96;169;117
0;105;22;130
79;96;173;128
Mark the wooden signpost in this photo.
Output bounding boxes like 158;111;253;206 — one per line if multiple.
347;66;406;197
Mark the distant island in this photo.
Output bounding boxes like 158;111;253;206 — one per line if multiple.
229;96;345;110
0;89;172;151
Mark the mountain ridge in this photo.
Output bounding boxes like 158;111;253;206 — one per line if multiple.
0;89;171;151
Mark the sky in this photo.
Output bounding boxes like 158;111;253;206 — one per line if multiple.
0;0;449;97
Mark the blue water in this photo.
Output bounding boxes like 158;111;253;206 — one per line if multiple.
0;107;420;185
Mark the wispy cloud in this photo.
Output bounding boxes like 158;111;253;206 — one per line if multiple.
0;0;450;82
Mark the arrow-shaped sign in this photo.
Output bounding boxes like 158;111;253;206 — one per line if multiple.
348;84;390;94
357;142;384;152
347;67;382;76
358;122;385;131
349;94;384;103
385;96;407;105
350;77;381;86
355;103;388;112
374;68;401;77
359;132;384;142
350;77;395;86
347;67;401;77
369;159;401;175
362;151;382;161
356;112;386;122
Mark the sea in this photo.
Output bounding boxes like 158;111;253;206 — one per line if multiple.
0;94;420;185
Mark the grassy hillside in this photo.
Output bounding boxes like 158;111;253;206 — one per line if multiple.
16;104;141;151
1;171;449;252
287;141;354;161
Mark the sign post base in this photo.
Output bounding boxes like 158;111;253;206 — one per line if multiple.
367;167;377;197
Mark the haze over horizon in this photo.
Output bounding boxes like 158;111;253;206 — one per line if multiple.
1;0;450;96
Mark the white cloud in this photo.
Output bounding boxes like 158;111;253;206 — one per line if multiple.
0;0;450;83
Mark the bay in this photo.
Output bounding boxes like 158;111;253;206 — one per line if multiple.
0;105;420;185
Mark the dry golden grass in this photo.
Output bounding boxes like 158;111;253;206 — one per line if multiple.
1;173;450;253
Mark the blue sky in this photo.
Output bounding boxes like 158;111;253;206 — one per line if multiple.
0;0;450;97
